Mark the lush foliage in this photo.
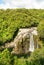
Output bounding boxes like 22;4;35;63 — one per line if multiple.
28;48;44;65
38;20;44;39
0;9;44;43
0;48;44;65
0;49;12;65
0;9;44;65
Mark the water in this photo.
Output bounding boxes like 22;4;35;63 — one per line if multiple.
29;33;34;52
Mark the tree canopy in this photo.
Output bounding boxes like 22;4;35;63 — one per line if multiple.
0;9;44;44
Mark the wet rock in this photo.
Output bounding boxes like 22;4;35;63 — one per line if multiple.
0;27;42;54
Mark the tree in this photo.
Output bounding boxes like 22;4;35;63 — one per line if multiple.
0;49;12;65
38;20;44;39
28;48;44;65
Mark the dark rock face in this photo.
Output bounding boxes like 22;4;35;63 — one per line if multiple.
0;27;42;54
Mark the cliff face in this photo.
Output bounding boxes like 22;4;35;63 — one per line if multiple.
0;27;41;54
12;27;39;54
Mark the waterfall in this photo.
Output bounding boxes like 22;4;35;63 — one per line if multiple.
29;33;34;52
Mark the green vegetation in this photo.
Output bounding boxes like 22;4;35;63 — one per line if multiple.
0;48;44;65
28;48;44;65
0;9;44;44
38;20;44;39
0;9;44;65
0;49;12;65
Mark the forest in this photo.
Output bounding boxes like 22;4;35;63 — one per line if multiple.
0;9;44;65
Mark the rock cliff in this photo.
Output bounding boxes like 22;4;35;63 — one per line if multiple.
0;27;41;54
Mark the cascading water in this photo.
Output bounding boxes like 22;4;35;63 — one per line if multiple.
29;33;34;52
29;28;38;52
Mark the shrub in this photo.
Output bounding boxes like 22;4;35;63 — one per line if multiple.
38;21;44;39
14;56;27;65
0;49;12;65
28;48;44;65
